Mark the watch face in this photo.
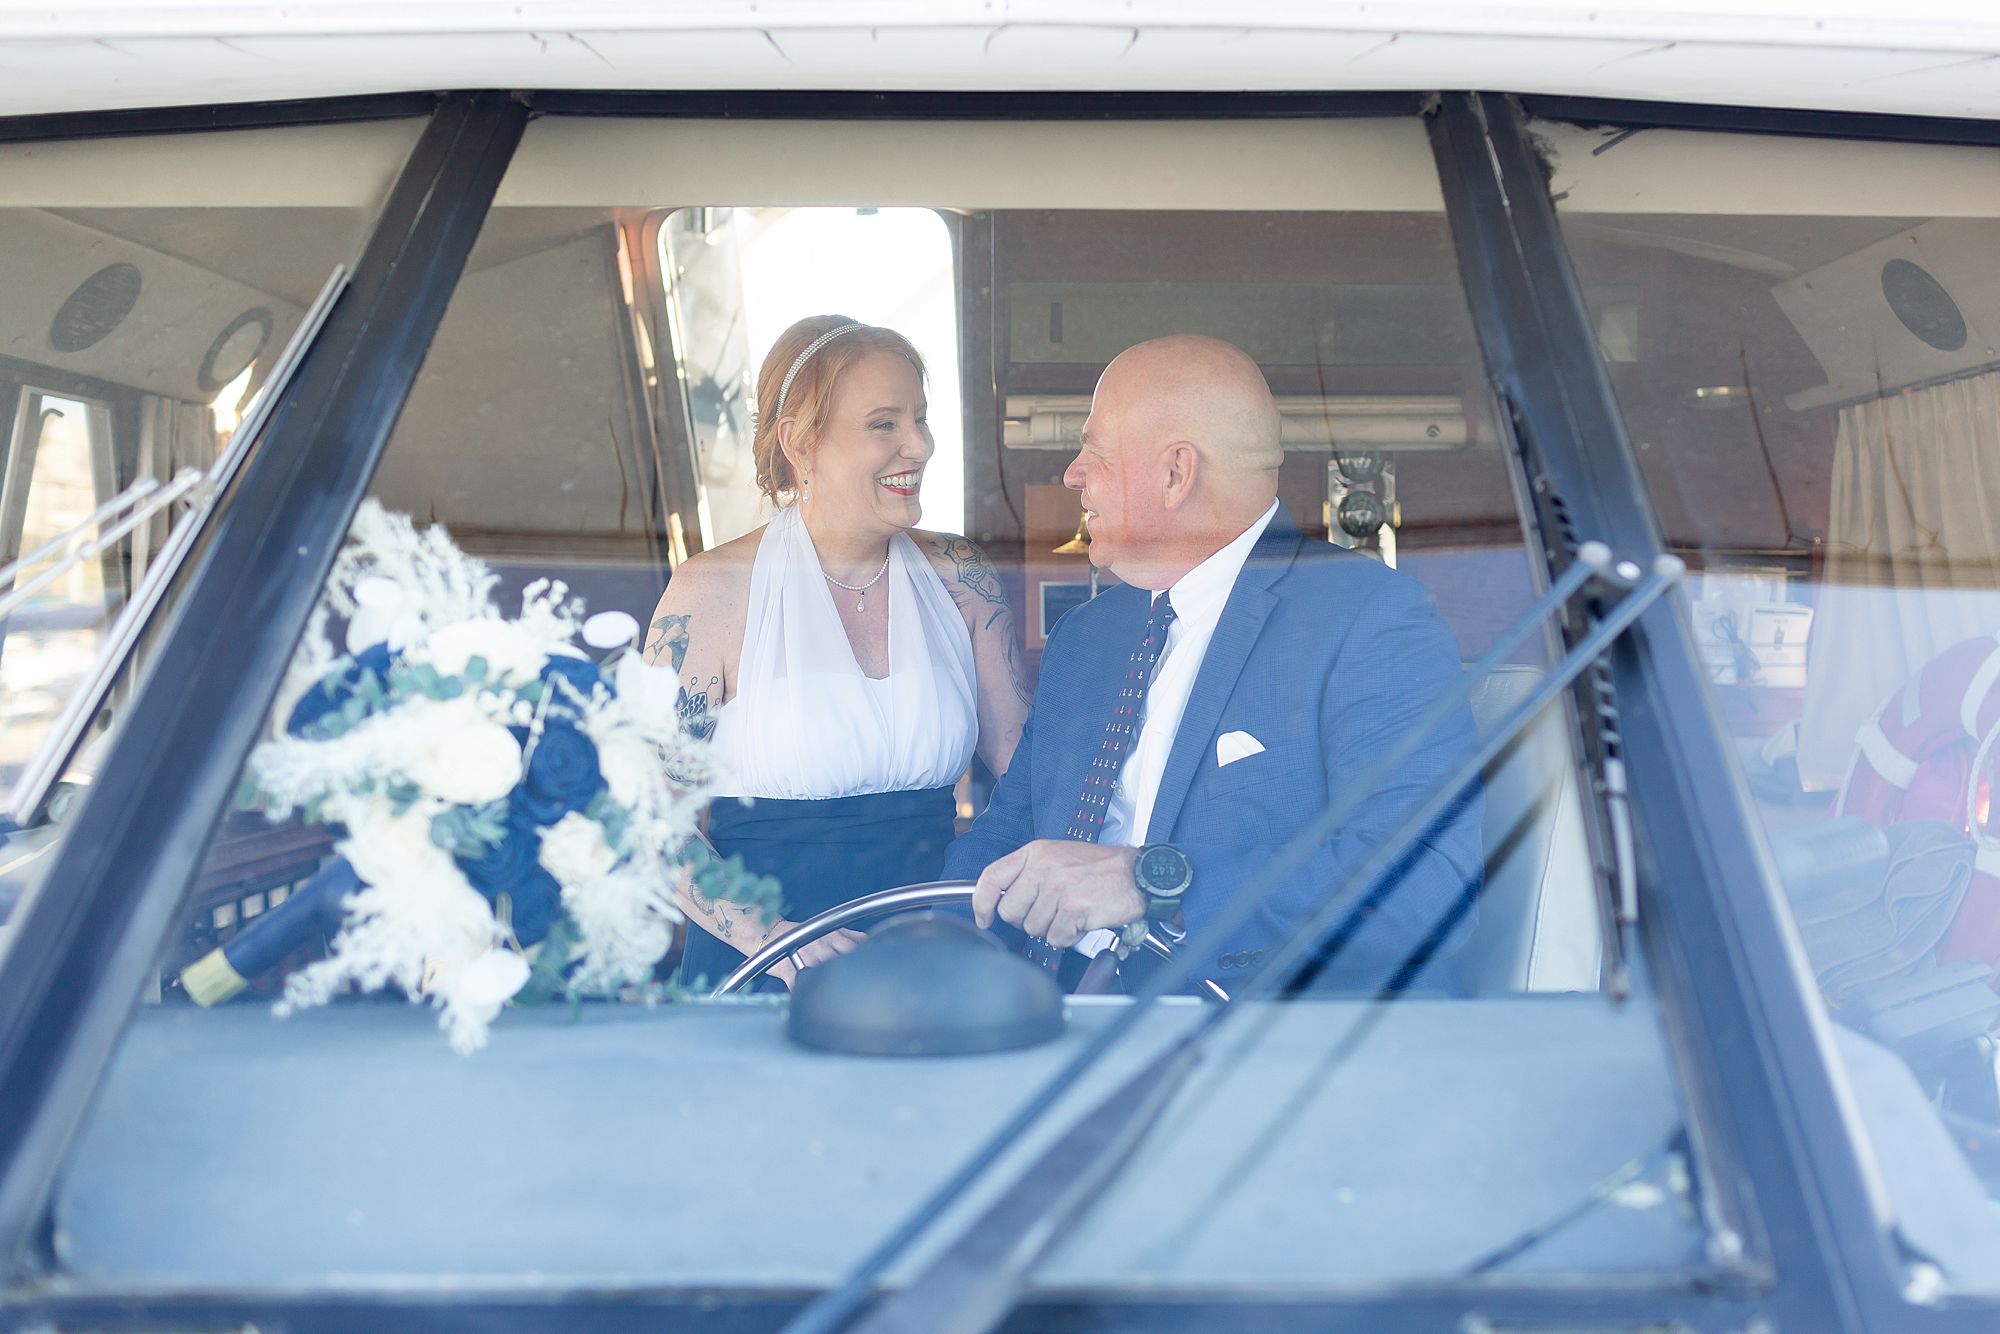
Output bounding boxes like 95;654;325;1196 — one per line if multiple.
1138;845;1189;896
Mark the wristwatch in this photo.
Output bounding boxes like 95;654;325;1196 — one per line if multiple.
1132;843;1193;922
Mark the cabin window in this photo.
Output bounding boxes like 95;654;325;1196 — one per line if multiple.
1538;117;2000;1289
49;113;1714;1299
661;205;964;542
0;116;427;969
0;391;115;782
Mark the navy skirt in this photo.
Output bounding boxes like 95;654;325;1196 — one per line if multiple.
679;785;957;990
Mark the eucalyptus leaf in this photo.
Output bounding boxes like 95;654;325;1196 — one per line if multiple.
514;914;580;1006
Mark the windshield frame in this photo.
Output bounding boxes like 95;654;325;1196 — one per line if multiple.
0;89;524;1278
1443;91;2000;1334
3;85;1999;1333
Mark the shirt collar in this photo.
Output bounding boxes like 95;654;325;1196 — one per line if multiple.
1156;498;1282;628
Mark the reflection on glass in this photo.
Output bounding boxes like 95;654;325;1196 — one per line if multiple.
0;118;424;970
52;115;1703;1309
1540;118;2000;1292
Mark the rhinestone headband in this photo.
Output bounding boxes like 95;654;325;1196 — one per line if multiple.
773;323;868;420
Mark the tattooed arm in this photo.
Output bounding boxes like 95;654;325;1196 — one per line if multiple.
646;553;750;946
644;555;738;731
645;540;867;985
919;532;1032;776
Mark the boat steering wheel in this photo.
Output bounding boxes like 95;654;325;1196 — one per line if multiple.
709;880;1226;1001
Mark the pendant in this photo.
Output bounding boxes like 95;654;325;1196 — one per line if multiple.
855;594;866;612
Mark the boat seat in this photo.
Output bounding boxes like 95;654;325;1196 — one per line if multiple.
1454;664;1601;993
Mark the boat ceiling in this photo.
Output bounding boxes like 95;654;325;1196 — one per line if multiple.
0;2;1996;122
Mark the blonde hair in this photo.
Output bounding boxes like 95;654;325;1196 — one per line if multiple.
753;315;927;503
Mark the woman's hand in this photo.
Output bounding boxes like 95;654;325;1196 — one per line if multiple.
765;925;868;989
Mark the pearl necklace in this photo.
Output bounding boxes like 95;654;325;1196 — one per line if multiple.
824;550;891;612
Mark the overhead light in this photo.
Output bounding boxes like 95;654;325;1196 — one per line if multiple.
1692;386;1750;409
1002;395;1468;452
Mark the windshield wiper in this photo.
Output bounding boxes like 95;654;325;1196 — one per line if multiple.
785;544;1683;1334
0;474;173;620
1458;1128;1689;1277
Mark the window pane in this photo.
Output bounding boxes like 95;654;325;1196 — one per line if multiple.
58;115;1708;1304
0;393;114;784
1538;118;2000;1292
664;206;965;542
0;118;425;969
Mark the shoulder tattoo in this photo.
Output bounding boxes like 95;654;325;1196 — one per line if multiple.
933;536;1010;632
647;612;691;672
929;536;1032;709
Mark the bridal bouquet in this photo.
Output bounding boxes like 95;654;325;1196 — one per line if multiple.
238;500;766;1051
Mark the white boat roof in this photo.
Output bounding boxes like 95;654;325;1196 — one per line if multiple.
1;1;1997;122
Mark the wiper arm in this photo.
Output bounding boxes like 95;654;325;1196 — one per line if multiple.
787;545;1683;1334
0;467;205;625
0;474;165;615
854;1035;1203;1334
1458;1128;1687;1276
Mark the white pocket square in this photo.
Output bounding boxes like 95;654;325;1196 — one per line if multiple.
1216;730;1266;767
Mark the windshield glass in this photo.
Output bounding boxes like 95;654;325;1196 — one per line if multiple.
1537;116;2000;1291
0;118;424;969
43;113;1713;1305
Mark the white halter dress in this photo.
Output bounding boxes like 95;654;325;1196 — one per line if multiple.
683;505;978;986
709;503;976;800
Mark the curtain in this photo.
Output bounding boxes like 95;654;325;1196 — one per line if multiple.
1799;372;2000;788
130;395;217;582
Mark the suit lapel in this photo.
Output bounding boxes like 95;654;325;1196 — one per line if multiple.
1145;513;1304;842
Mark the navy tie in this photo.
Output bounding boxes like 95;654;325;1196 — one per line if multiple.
1065;593;1177;843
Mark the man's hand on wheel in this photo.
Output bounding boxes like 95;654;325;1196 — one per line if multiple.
971;841;1146;950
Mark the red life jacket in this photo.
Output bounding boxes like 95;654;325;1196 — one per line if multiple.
1835;633;2000;968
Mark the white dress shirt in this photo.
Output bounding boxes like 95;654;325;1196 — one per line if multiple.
1077;498;1281;955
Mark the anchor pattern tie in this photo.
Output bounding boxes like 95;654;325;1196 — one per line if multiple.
1065;593;1177;843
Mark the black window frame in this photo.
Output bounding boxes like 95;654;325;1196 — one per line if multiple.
1438;91;2000;1334
0;87;526;1280
0;85;1994;1333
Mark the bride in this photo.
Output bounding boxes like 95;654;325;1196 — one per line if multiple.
649;315;1031;989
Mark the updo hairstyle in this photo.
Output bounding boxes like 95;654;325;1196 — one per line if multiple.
753;315;927;503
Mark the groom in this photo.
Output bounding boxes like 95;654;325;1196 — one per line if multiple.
943;334;1483;992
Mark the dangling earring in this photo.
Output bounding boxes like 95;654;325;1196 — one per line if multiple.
802;473;812;505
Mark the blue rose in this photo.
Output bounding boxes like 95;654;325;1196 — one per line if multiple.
501;866;563;945
540;656;605;716
453;815;540;900
508;784;569;832
522;719;603;815
287;642;394;737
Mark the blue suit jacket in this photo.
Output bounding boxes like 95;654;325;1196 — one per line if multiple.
943;510;1484;992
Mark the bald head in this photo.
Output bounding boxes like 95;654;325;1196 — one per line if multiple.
1066;335;1285;588
1098;335;1283;482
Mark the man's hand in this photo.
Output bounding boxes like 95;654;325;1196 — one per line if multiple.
971;840;1146;950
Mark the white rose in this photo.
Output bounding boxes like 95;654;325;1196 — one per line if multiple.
596;733;657;808
346;607;425;655
340;805;460;889
402;698;523;804
539;812;618;883
445;948;531;1008
614;652;683;729
413;618;548;685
